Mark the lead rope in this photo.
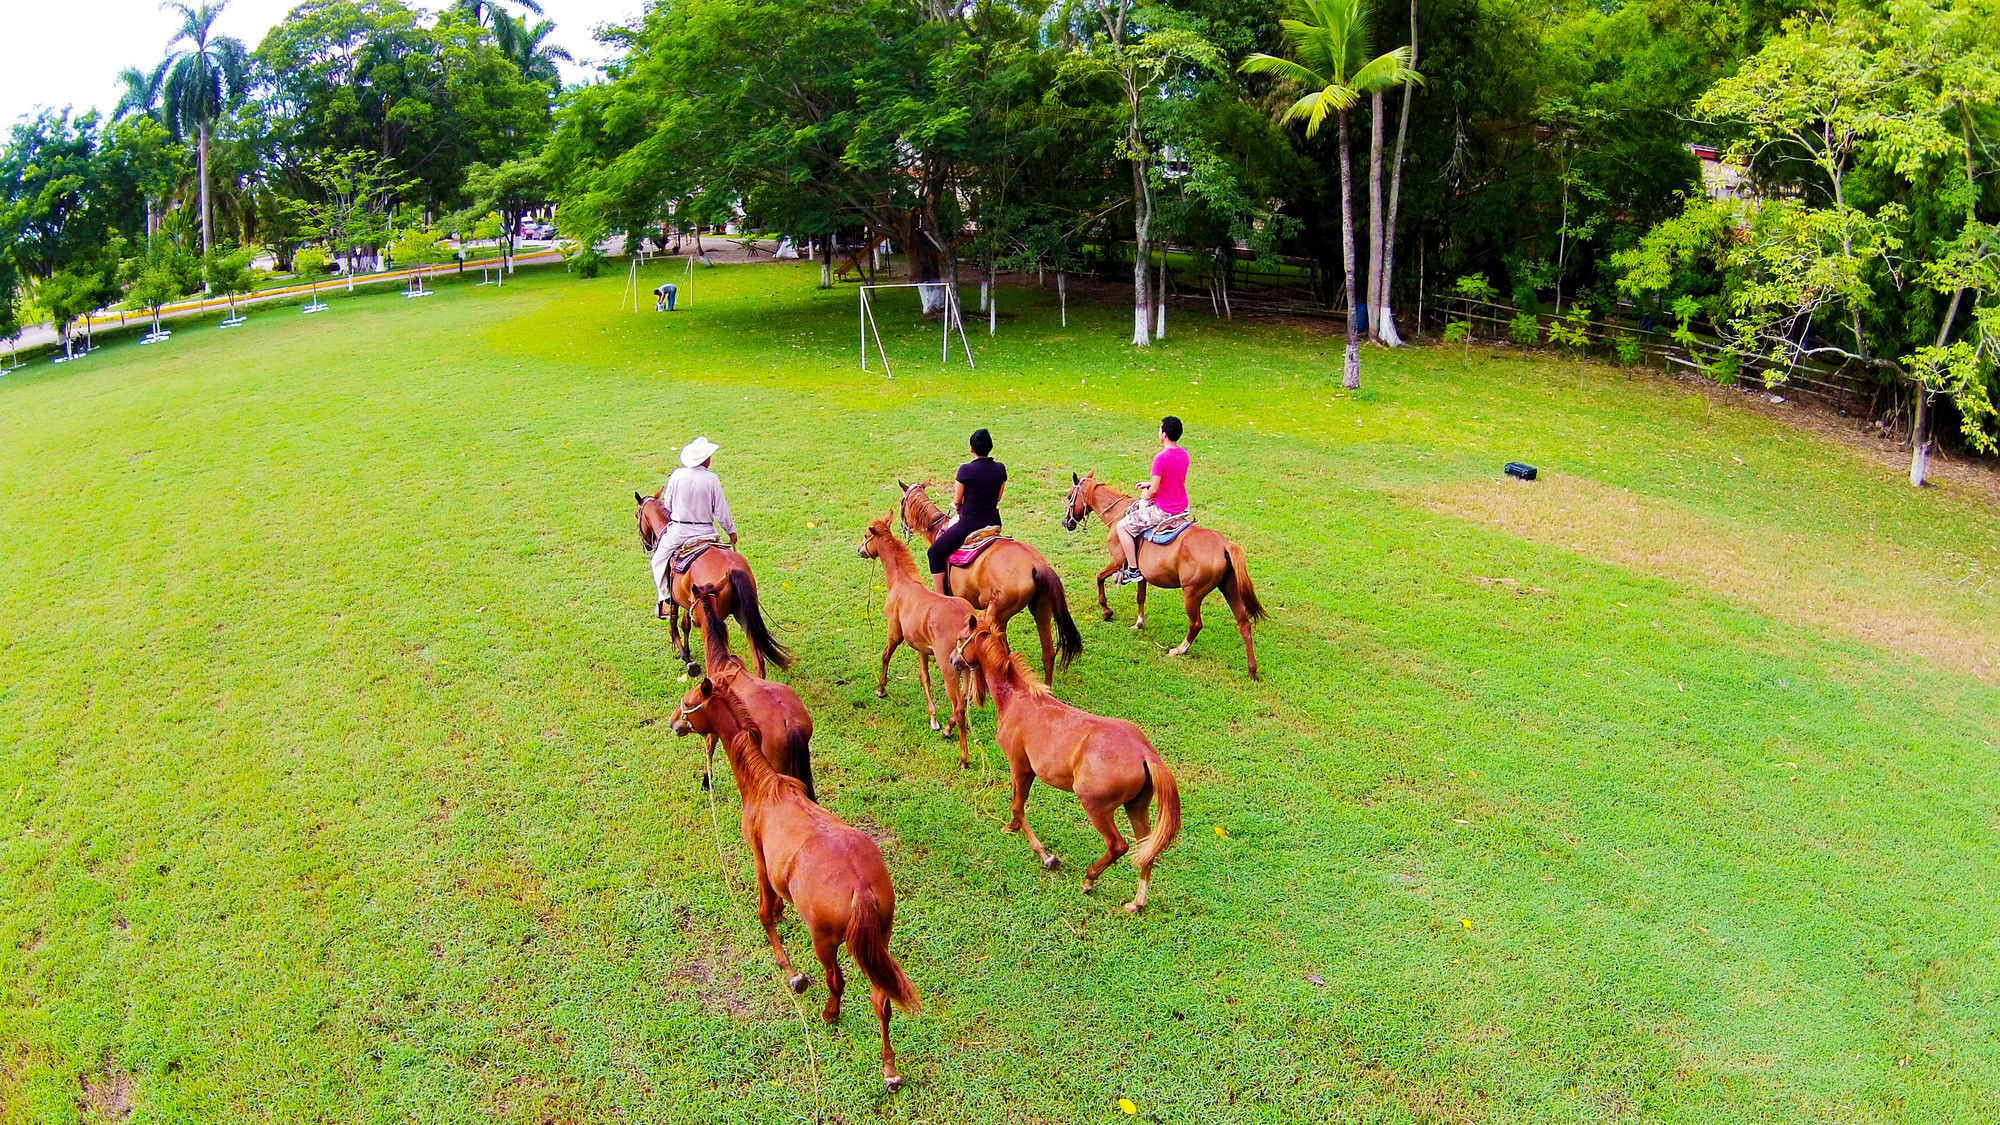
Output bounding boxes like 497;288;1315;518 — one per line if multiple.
704;776;826;1124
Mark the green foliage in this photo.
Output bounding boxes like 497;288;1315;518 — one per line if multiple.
1508;311;1540;347
125;236;199;317
1442;319;1471;346
1448;274;1498;304
1614;333;1644;366
1546;307;1591;356
291;244;330;279
254;0;550;212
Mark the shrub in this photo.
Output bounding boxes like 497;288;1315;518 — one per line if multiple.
1508;312;1541;347
1614;334;1644;366
1442;320;1471;346
571;246;604;279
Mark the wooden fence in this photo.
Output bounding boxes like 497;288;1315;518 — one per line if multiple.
1427;294;1881;409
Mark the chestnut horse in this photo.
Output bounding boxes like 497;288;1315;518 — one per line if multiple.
897;481;1082;685
668;582;816;801
1060;472;1265;679
947;611;1182;913
700;683;922;1091
859;514;977;766
634;491;791;677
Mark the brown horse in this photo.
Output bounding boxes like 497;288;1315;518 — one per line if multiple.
634;491;791;677
668;582;816;801
699;683;922;1091
1061;472;1266;679
947;610;1182;913
897;480;1082;685
859;514;977;766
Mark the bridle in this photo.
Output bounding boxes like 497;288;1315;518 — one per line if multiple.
669;688;712;732
637;496;665;552
1061;478;1091;531
947;625;980;673
898;482;949;542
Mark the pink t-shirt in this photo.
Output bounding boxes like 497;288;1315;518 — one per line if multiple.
1151;445;1190;514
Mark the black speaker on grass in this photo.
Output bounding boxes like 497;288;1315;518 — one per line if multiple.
1504;462;1538;481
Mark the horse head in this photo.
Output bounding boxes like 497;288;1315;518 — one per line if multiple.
1061;471;1096;531
635;491;667;552
896;480;938;540
668;675;718;736
858;513;894;559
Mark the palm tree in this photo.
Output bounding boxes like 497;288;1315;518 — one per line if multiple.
450;0;545;29
499;16;573;88
113;63;169;122
160;1;249;256
1242;0;1418;389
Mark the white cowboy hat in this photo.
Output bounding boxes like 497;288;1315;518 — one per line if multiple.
679;436;720;468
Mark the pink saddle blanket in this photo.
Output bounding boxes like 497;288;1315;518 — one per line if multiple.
948;527;1010;567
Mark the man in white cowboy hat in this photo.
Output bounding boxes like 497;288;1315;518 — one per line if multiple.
650;435;737;617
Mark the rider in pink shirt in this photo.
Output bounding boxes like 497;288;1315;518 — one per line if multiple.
1115;416;1189;584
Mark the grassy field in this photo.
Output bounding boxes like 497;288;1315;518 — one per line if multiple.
3;260;1997;1124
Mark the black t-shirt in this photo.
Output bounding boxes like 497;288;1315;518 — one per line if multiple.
955;458;1007;527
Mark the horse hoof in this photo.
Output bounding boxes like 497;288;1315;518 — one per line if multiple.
884;1075;905;1093
1131;621;1144;631
1168;644;1189;657
788;974;811;994
821;1008;839;1024
876;689;887;699
1101;610;1114;622
1081;879;1095;894
700;773;711;792
684;662;701;678
929;719;942;731
1041;854;1060;871
1123;900;1143;915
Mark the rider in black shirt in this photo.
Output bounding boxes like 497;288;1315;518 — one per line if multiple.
930;428;1007;594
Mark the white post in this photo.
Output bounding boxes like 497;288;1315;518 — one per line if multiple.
989;285;996;336
860;288;868;370
1059;273;1067;327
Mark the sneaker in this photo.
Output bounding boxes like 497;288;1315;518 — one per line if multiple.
1117;566;1145;585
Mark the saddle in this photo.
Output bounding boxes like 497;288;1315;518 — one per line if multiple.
1142;513;1196;545
669;537;722;574
947;526;1011;567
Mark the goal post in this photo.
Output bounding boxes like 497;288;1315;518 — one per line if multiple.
857;281;975;379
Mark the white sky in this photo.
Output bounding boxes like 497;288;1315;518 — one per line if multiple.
0;0;640;127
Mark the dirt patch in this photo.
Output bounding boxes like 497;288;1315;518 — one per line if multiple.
668;936;770;1019
79;1070;134;1121
1419;474;2000;683
1361;1065;1488;1124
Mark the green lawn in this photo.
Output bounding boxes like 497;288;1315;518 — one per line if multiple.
3;261;1997;1124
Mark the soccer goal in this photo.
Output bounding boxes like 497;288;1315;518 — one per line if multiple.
857;282;975;379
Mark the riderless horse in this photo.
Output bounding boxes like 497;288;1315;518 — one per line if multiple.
668;582;816;801
859;514;977;767
948;610;1182;913
698;684;922;1090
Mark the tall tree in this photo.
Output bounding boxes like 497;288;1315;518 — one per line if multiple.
113;63;170;123
1372;0;1416;345
160;0;250;255
1243;0;1416;388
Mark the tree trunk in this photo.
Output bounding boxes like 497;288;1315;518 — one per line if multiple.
1378;0;1417;347
1131;152;1153;347
1909;387;1930;487
198;121;213;257
1155;244;1167;338
820;234;833;289
1338;111;1360;390
1366;91;1386;345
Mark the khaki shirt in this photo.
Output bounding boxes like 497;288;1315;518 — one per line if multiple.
663;466;735;534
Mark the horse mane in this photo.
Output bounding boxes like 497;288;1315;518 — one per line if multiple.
977;626;1050;699
871;517;921;579
696;587;749;676
714;682;808;803
905;485;948;530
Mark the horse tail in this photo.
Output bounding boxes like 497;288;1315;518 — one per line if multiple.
1220;540;1265;622
847;888;921;1013
728;568;793;670
1129;753;1182;872
1031;565;1084;668
782;722;816;804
